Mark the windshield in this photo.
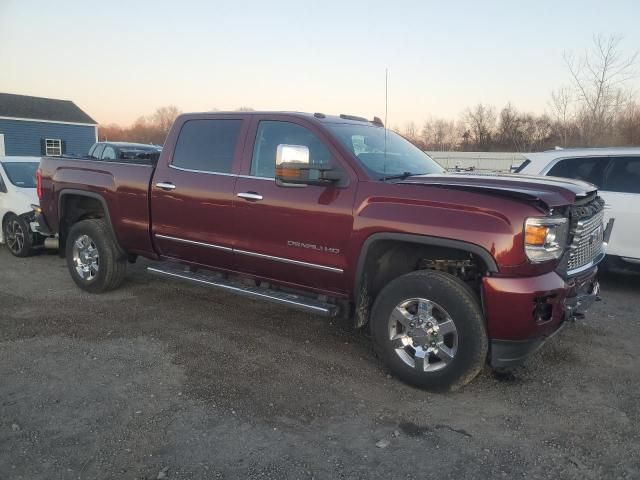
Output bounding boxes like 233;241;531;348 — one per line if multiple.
1;162;39;188
326;123;444;179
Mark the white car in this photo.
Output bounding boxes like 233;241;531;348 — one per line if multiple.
517;148;640;267
0;156;44;257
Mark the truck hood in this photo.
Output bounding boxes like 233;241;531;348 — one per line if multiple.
399;172;597;208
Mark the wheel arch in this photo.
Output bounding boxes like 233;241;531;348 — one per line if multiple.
57;189;120;256
353;232;498;328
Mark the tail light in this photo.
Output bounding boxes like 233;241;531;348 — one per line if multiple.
36;168;42;199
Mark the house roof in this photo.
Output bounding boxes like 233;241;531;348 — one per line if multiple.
0;93;97;125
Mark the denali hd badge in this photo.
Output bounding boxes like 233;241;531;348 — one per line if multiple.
287;240;340;254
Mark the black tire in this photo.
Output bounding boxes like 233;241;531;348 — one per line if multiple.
65;219;127;293
370;270;488;391
3;213;34;257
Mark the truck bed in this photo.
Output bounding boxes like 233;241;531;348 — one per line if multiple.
38;156;156;257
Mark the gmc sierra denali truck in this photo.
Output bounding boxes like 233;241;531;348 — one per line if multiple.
35;112;613;390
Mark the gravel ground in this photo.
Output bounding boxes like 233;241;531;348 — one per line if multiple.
1;247;639;479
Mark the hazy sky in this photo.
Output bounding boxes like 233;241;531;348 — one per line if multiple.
1;0;639;127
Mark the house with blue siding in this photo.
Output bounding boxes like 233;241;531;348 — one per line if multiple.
0;93;97;157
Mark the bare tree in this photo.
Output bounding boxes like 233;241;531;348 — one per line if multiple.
151;105;182;138
549;86;574;147
564;34;638;145
498;103;523;150
617;101;640;145
463;104;496;151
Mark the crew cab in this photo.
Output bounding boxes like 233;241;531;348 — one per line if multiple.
35;112;612;390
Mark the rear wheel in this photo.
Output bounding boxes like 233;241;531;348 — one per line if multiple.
371;270;488;391
3;214;34;257
65;219;126;293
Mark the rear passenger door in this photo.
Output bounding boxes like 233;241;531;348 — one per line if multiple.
151;116;248;270
601;156;640;260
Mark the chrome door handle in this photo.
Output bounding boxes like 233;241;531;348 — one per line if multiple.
156;182;176;191
237;192;263;201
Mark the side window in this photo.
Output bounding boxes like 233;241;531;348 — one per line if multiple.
251;121;332;178
603;156;640;194
88;144;96;157
547;157;609;187
172;119;242;173
102;146;116;160
91;144;105;160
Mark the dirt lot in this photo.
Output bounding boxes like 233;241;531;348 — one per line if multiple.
1;248;639;480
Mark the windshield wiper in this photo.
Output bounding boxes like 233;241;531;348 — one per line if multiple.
380;172;425;181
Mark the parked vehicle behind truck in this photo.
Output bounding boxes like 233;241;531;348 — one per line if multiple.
35;112;612;390
0;156;50;256
517;148;639;269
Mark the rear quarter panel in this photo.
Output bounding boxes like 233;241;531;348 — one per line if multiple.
39;157;155;256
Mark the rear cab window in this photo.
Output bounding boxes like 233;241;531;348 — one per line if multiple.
171;119;243;173
90;144;105;160
102;146;117;161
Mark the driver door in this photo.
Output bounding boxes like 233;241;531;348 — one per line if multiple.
232;116;357;295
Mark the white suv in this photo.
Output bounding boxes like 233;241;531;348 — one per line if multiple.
517;148;640;267
0;156;43;257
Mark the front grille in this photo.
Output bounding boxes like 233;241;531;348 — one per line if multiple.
566;208;605;273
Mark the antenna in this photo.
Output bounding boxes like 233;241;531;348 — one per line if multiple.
383;67;388;180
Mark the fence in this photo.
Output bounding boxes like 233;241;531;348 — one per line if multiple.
427;151;527;173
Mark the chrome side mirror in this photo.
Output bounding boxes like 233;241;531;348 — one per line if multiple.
275;144;342;187
275;144;310;187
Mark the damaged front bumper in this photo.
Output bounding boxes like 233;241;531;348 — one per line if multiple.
484;268;601;368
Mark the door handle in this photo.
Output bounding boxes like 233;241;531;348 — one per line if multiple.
237;192;263;201
156;182;176;191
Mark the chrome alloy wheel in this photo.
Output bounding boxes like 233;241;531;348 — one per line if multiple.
72;234;100;281
5;219;25;254
388;298;458;372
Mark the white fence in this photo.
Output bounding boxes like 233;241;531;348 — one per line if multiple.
427;151;527;173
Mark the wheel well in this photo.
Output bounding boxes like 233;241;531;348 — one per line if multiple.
354;240;489;328
58;194;106;253
2;211;14;227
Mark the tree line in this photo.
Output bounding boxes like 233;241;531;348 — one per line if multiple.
99;35;638;153
403;35;639;152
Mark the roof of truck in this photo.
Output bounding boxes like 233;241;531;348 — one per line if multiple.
183;111;385;126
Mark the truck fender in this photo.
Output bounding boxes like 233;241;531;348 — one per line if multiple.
57;189;123;255
353;232;498;327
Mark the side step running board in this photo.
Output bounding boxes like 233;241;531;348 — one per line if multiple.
147;264;339;317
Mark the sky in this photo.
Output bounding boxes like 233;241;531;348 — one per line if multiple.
1;0;639;128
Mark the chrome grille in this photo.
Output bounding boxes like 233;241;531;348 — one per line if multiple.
567;209;605;273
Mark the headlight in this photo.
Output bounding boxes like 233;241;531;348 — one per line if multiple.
524;217;569;262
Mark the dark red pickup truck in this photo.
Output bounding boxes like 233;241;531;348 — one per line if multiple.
35;111;612;390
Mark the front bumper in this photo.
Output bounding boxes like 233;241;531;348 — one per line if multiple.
483;268;600;368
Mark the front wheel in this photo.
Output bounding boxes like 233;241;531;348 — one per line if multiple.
3;214;34;257
370;270;488;391
65;219;127;293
